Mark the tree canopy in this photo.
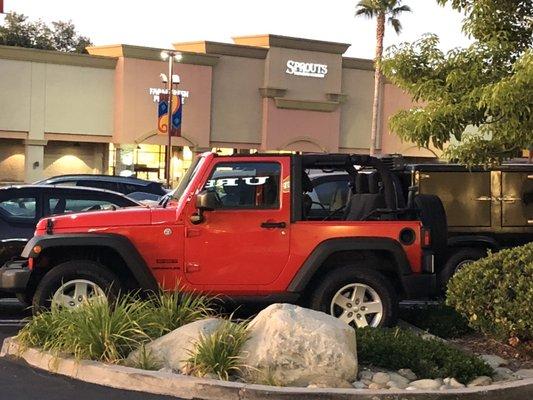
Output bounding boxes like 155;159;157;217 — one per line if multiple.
0;12;92;53
381;0;533;165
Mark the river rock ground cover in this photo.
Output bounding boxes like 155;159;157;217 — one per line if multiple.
12;289;524;391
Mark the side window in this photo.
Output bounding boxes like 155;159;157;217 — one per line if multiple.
48;196;117;215
0;196;37;220
311;180;349;209
204;162;281;209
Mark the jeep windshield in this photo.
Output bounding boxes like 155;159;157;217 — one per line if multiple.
166;156;203;202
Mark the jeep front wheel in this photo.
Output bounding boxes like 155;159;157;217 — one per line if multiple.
32;260;121;311
309;267;398;328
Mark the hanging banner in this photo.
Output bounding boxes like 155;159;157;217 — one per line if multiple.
157;94;182;137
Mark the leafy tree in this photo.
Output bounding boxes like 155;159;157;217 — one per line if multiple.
355;0;411;156
381;0;533;166
0;12;92;53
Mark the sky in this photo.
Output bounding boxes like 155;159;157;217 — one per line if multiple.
2;0;472;59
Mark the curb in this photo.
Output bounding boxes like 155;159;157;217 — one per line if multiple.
2;337;533;400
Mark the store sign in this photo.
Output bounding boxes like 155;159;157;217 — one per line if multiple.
285;60;328;78
204;176;270;188
149;88;190;103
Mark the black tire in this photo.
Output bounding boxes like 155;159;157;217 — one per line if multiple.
32;260;122;312
438;247;487;290
309;266;398;328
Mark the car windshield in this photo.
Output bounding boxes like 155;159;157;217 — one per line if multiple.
169;156;203;200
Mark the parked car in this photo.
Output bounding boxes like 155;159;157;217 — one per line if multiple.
0;153;441;328
0;185;140;273
402;163;533;287
35;174;167;202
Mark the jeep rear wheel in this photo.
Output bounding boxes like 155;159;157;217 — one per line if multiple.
32;260;122;312
309;266;398;328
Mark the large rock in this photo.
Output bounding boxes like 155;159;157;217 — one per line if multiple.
240;303;357;386
126;318;224;372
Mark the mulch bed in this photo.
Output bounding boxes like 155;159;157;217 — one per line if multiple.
449;334;533;370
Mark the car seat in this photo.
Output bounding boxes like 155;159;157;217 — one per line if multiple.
302;173;314;219
344;172;386;220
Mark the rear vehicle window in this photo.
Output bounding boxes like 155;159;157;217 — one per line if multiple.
77;180;121;193
0;197;37;219
204;162;281;209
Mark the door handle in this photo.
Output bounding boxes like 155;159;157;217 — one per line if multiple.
261;221;286;229
475;196;493;201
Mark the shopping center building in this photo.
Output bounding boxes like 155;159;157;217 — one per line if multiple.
0;34;439;186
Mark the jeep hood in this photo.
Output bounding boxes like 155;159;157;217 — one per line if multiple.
36;206;159;233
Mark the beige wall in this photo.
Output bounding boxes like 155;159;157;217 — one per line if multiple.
210;55;263;145
0;59;114;138
0;139;24;182
44;64;114;135
380;83;439;157
265;47;342;101
0;60;31;133
118;58;213;148
339;68;374;150
43;141;106;177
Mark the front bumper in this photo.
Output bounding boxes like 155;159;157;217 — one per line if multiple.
0;259;31;292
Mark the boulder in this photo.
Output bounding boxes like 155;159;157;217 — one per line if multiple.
444;377;465;388
126;318;224;372
240;303;357;386
410;379;442;390
306;376;353;388
516;369;533;379
493;367;518;382
480;354;508;369
388;372;411;386
467;376;492;387
372;372;390;384
398;368;417;381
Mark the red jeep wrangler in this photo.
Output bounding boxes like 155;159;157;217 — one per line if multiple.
0;153;443;327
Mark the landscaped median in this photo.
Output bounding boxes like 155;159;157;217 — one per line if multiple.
1;289;532;399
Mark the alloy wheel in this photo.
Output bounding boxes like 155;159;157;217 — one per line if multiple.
330;283;383;328
51;279;106;309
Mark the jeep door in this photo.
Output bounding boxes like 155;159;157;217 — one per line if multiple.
184;158;291;287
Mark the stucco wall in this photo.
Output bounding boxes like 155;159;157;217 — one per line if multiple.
0;139;25;182
210;55;263;145
380;83;439;157
44;64;114;135
339;68;374;150
0;60;31;133
0;59;114;138
43;141;105;177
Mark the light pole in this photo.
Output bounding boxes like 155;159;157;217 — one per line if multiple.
160;50;182;188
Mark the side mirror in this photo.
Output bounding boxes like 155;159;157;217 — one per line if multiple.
196;190;217;211
190;190;217;225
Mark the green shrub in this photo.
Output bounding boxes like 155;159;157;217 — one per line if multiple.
139;289;214;340
446;243;533;341
186;319;249;380
357;327;492;383
18;295;149;363
399;304;473;338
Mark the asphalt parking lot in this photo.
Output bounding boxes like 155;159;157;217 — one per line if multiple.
0;299;180;400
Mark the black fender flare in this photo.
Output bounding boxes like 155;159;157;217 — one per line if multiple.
287;237;412;292
22;234;158;292
447;235;499;251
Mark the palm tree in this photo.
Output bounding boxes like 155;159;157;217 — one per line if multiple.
355;0;411;156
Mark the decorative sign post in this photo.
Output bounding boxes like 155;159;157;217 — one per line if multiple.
160;50;183;188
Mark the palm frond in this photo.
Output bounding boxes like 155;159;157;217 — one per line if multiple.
389;17;403;34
